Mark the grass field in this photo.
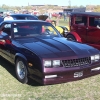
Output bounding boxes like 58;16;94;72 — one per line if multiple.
0;19;100;100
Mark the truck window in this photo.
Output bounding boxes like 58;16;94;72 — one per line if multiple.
89;17;100;28
75;16;87;25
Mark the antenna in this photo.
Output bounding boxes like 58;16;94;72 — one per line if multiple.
68;0;71;8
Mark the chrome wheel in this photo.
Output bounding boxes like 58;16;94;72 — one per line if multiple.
16;58;28;84
17;61;26;79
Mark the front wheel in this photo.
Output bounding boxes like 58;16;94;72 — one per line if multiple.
15;58;28;84
67;35;76;41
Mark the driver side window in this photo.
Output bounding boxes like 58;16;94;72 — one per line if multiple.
2;24;11;36
75;16;87;26
89;17;100;28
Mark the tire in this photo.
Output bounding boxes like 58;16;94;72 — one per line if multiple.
15;58;28;84
59;26;68;37
67;35;76;41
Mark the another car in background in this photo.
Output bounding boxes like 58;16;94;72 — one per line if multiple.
66;12;100;50
0;20;100;85
10;14;47;21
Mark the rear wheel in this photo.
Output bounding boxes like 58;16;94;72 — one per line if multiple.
15;58;28;84
67;35;76;41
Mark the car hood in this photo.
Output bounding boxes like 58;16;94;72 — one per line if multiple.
17;37;98;58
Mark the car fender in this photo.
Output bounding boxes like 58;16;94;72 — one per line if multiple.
15;53;27;63
67;32;82;42
14;53;31;75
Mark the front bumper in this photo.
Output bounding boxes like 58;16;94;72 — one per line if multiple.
42;64;100;85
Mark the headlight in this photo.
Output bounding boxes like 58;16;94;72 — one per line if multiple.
44;60;61;68
53;60;60;67
91;55;95;61
91;54;100;63
95;54;100;61
44;60;51;67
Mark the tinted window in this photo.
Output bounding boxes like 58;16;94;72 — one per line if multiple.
12;22;60;38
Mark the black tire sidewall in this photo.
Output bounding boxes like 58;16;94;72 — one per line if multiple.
67;35;76;41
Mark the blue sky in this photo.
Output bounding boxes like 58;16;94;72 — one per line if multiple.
0;0;100;6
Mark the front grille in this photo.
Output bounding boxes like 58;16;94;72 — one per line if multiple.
62;57;91;68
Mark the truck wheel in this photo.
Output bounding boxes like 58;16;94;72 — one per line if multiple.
67;35;76;41
15;58;28;84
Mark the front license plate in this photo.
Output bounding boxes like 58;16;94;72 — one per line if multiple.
74;71;83;78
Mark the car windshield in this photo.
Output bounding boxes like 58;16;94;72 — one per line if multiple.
12;22;61;38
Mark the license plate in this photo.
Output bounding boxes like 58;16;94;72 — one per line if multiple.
74;71;83;78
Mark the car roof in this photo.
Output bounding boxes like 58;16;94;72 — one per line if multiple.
10;14;37;16
71;12;100;17
2;20;47;23
10;14;38;19
10;14;48;21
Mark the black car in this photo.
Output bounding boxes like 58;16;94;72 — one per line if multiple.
0;20;100;85
10;14;48;21
10;14;38;20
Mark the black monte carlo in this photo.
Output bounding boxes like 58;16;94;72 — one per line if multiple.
0;20;100;85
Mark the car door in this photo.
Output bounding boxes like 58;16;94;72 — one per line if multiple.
87;16;100;44
73;15;87;43
0;23;13;62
